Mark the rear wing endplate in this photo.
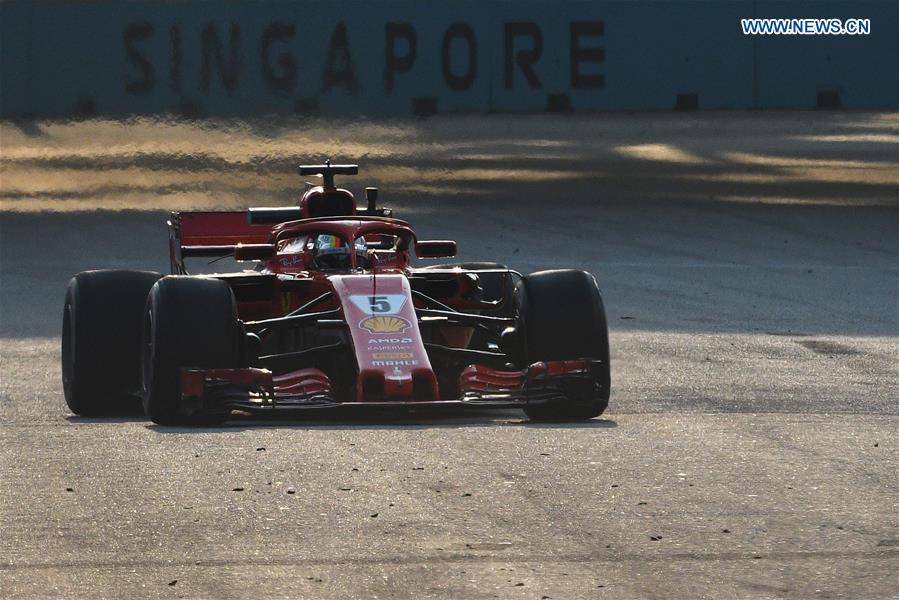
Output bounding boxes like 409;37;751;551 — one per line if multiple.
168;211;273;274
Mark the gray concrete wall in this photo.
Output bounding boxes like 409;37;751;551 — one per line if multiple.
1;0;896;117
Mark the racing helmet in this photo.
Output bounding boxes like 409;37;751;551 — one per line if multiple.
312;234;368;270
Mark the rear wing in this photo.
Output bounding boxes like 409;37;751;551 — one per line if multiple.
168;211;274;274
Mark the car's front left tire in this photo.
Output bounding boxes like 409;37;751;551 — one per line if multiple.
517;269;611;421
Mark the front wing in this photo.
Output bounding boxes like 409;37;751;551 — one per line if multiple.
179;360;604;416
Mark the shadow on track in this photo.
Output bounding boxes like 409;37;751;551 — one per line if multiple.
140;408;619;432
65;405;618;430
65;416;146;424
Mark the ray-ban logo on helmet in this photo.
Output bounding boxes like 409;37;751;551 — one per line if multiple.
359;315;411;334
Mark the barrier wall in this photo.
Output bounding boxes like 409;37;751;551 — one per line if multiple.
1;0;896;117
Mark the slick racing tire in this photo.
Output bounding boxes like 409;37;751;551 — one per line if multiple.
519;269;610;421
141;277;241;426
62;270;163;416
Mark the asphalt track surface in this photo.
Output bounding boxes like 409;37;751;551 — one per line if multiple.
1;113;897;598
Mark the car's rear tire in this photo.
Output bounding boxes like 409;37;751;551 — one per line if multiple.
141;277;241;426
519;269;610;421
419;262;519;358
420;262;511;305
61;270;163;416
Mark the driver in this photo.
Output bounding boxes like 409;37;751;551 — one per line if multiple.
312;234;369;270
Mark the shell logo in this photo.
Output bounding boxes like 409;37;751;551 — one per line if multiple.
359;315;411;334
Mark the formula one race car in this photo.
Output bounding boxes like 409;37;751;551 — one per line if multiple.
62;162;610;425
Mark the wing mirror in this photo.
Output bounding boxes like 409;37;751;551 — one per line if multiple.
415;240;457;259
234;244;276;261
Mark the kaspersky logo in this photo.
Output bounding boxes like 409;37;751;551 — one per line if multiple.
359;315;411;334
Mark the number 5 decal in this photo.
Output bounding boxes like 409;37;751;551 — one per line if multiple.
368;296;390;313
350;294;408;314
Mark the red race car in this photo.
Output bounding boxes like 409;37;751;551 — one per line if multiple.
62;162;610;425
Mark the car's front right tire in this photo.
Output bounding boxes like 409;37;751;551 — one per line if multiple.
141;277;241;426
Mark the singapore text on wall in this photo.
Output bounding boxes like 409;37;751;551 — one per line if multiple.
1;0;896;117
